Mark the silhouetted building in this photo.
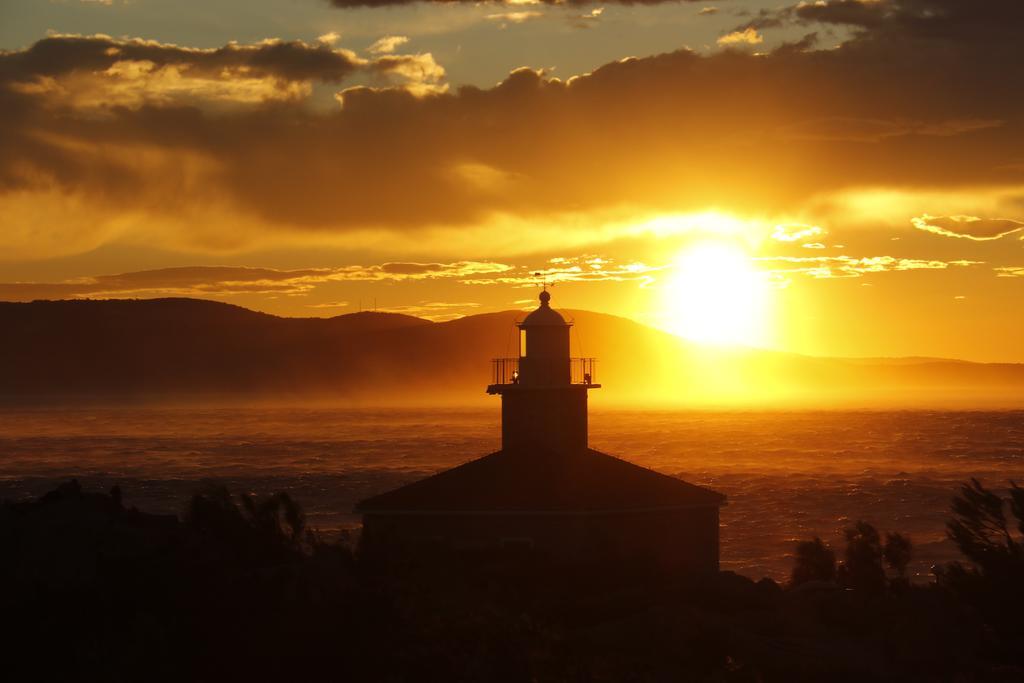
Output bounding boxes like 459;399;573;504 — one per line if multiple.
357;291;725;572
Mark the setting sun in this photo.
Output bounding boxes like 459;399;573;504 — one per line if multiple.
661;242;772;348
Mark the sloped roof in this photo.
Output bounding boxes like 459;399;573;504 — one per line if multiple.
519;290;568;327
356;448;725;514
520;303;567;327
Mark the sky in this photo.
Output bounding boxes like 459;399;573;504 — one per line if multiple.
1;0;1022;362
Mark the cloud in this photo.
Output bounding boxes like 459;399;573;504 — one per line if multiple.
0;266;330;301
462;256;665;287
911;215;1024;241
379;301;482;321
0;262;514;302
698;7;718;15
758;255;982;280
995;267;1024;278
3;1;1024;255
771;224;826;242
717;27;763;46
306;300;350;309
778;117;1003;143
571;7;604;27
792;0;892;29
486;11;545;25
0;34;446;110
327;0;698;5
368;36;409;55
374;261;513;278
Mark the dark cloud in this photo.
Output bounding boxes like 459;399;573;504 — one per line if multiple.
772;32;819;55
0;266;330;301
0;263;515;301
0;34;444;109
2;34;365;83
327;0;701;6
1;1;1023;251
747;0;1024;39
779;117;1002;143
793;0;888;29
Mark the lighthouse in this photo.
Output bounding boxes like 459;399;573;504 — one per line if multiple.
487;288;598;454
356;291;725;572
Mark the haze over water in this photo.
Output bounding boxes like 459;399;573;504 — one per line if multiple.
3;406;1021;581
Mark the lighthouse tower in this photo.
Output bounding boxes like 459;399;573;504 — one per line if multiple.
487;289;598;454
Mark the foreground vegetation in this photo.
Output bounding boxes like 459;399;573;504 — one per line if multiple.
2;479;1023;682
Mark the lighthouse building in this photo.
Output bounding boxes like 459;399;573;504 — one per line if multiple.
356;291;725;572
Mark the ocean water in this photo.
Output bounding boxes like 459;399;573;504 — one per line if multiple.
2;406;1022;582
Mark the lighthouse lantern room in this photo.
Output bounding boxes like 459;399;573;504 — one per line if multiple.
487;289;599;454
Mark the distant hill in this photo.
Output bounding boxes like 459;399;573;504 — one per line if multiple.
1;298;1022;406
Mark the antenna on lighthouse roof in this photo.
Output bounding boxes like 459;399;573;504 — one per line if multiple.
532;272;555;293
532;272;555;306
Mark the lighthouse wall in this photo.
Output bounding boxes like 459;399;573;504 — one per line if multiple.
360;506;720;574
520;324;571;386
501;385;588;453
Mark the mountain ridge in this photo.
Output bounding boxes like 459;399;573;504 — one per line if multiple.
1;297;1021;406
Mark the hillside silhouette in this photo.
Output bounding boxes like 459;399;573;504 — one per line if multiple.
1;298;1022;405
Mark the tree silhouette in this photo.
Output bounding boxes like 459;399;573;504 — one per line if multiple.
883;532;912;578
240;491;306;548
837;521;887;594
937;479;1024;651
791;537;836;585
185;485;311;564
946;478;1023;573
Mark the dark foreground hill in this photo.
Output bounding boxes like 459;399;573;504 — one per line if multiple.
1;298;1022;405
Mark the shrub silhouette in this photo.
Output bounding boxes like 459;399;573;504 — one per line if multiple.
791;537;836;585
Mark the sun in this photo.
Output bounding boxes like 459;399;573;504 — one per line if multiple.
661;241;772;347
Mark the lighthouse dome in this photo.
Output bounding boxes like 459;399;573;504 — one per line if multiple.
521;290;567;327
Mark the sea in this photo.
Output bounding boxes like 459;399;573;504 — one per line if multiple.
2;406;1022;582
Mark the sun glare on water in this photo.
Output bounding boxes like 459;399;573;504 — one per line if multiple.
661;241;773;348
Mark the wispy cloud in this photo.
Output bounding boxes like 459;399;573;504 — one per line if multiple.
994;267;1024;278
486;11;544;25
368;35;409;55
378;301;481;321
911;215;1024;241
572;7;604;28
771;224;826;243
757;255;982;280
462;256;665;287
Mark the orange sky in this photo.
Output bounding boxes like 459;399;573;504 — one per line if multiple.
1;0;1022;362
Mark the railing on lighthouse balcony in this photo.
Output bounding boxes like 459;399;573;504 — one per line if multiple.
488;357;599;391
